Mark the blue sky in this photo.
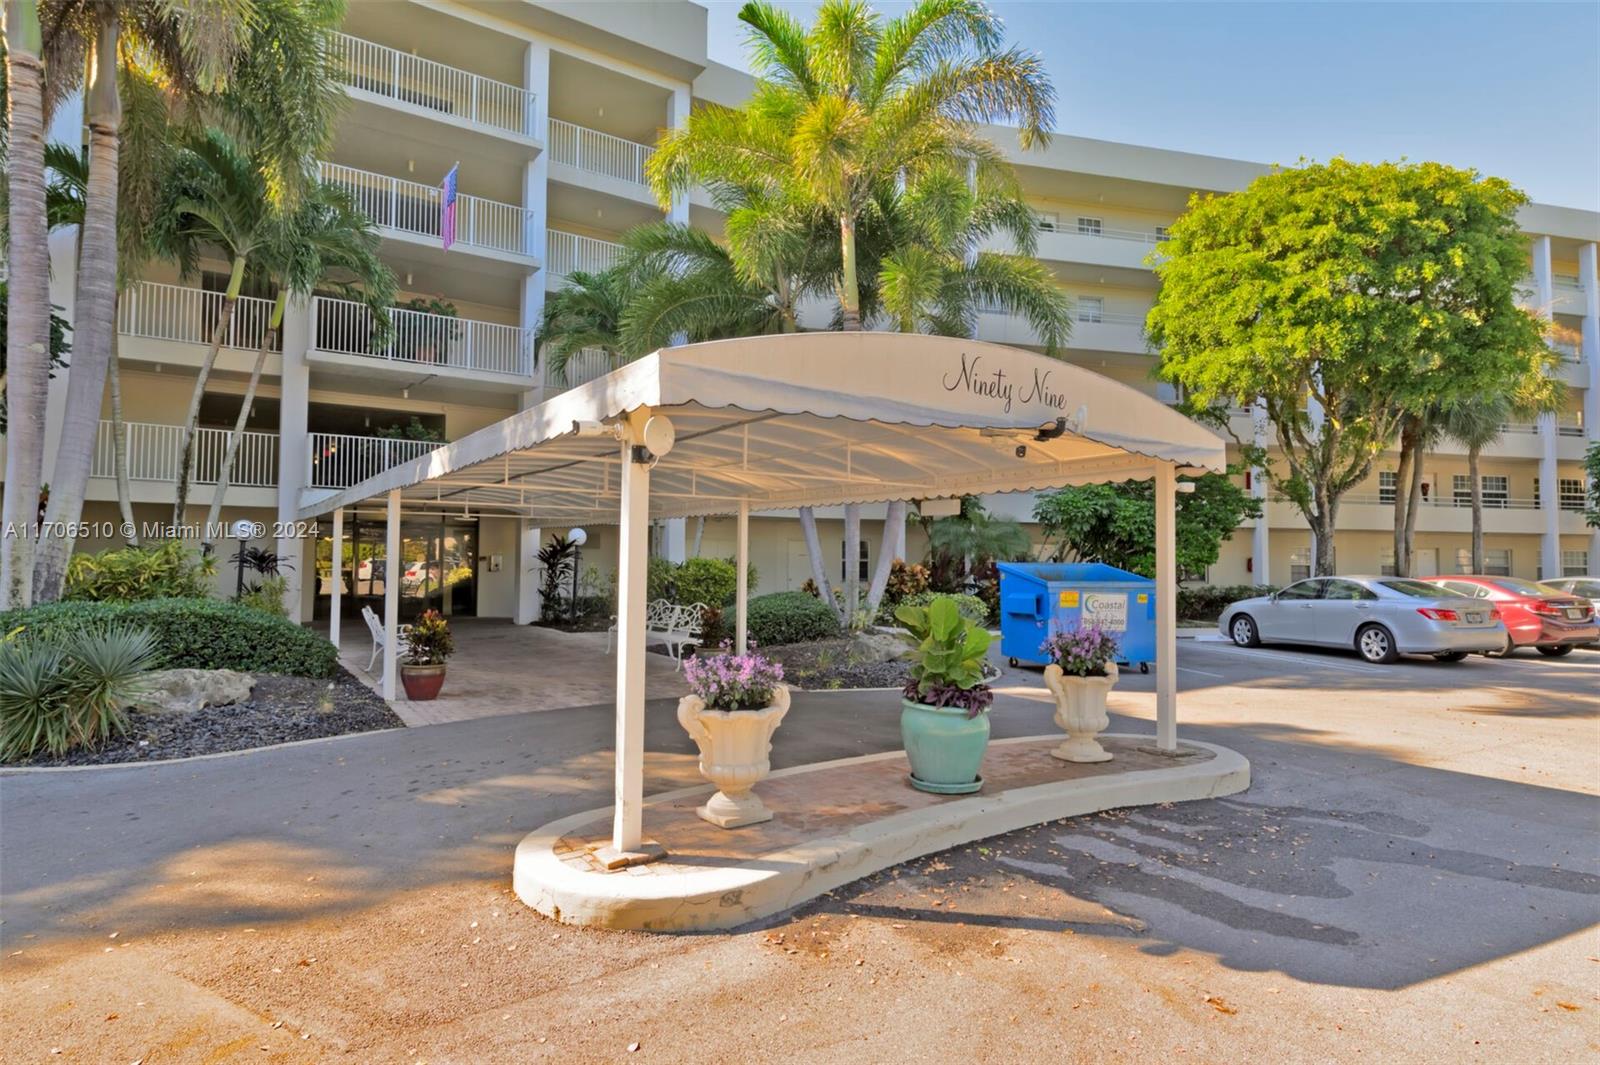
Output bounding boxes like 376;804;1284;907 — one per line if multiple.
701;1;1600;210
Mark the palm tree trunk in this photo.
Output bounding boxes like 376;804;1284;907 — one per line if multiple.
863;500;906;618
1402;441;1425;574
843;503;861;625
34;13;123;602
173;255;246;528
202;291;283;553
1469;445;1484;572
107;322;138;545
798;507;842;623
1391;418;1416;577
838;213;861;331
1;0;51;609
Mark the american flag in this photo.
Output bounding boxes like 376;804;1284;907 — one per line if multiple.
440;163;459;250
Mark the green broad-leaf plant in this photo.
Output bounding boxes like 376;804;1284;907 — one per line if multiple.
895;596;993;715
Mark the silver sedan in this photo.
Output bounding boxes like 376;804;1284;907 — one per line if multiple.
1218;576;1510;664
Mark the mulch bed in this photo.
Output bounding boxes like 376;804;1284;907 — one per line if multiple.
761;637;912;691
9;666;404;768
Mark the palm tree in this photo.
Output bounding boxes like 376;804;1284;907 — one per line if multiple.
31;0;345;601
145;128;285;530
649;0;1054;610
534;268;629;388
200;181;395;551
2;0;52;608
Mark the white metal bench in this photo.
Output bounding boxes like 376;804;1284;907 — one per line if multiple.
606;599;707;668
361;605;413;671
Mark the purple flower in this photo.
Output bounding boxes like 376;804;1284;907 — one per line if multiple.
685;647;784;710
1041;623;1120;677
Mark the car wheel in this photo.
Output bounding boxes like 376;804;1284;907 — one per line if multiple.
1536;644;1574;658
1355;624;1399;664
1432;651;1470;662
1229;614;1260;647
1482;635;1515;658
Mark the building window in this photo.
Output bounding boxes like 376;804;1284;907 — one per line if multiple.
1378;471;1397;505
1455;548;1511;575
1451;475;1470;506
1563;550;1590;577
1379;549;1395;577
1035;212;1059;232
1289;548;1311;582
1483;476;1509;508
840;539;869;582
1076;216;1103;236
1559;478;1585;512
1155;225;1171;241
1077;297;1104;324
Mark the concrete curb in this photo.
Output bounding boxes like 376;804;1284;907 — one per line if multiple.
512;733;1251;933
0;725;409;774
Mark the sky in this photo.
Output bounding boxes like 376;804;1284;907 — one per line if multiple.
700;1;1600;211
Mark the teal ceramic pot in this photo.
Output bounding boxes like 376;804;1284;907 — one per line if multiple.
900;698;990;794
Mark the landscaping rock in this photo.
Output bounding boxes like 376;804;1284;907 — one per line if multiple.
848;632;909;665
129;669;256;715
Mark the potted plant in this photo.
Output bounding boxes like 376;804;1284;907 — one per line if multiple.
401;609;454;700
677;646;790;827
895;597;994;794
1041;625;1121;763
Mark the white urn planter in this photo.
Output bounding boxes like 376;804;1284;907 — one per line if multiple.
1042;662;1117;763
676;685;791;828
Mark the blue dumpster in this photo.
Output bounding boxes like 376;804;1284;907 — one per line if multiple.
996;562;1156;673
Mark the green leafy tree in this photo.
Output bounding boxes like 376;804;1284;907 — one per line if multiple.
1149;158;1556;576
1585;440;1600;530
534;268;628;387
1032;471;1262;580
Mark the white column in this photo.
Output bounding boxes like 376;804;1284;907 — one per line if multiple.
1579;242;1599;574
666;87;691;226
1532;235;1562;578
612;413;651;854
1154;463;1178;751
662;518;687;563
382;488;401;701
519;42;551;408
329;507;344;652
514;520;542;624
276;298;312;619
1251;400;1271;585
735;499;750;652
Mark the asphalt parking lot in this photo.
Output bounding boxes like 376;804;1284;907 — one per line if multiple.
2;639;1596;1062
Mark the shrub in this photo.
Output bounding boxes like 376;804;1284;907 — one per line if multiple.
884;559;929;604
0;624;161;761
0;598;337;677
405;610;454;665
239;575;289;617
894;591;989;628
746;591;840;647
675;557;739;607
1176;584;1277;622
65;540;215;602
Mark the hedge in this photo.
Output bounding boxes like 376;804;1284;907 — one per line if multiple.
1175;584;1278;622
746;591;840;647
893;591;990;627
0;598;339;677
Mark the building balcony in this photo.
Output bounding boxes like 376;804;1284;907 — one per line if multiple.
88;419;279;506
548;118;658;205
1266;494;1590;536
331;33;538;142
309;295;533;382
115;281;282;374
546;229;625;286
319;161;537;266
307;432;440;490
1033;224;1163;272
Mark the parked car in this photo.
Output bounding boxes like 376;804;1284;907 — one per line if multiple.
1219;576;1509;664
1422;575;1599;657
1539;577;1600;612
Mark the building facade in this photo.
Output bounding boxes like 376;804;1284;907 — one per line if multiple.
13;0;1598;625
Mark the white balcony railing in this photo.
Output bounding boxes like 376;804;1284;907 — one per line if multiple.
1501;416;1584;437
312;295;532;376
319;161;533;257
118;281;280;351
547;229;625;281
548;119;654;186
1074;310;1148;327
308;433;440;490
93;420;279;489
1041;222;1168;246
332;33;536;137
1278;492;1544;512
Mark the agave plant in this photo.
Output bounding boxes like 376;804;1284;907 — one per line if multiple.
0;624;160;761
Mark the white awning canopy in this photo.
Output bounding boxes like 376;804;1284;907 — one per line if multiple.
298;332;1226;524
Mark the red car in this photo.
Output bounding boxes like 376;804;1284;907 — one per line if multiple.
1423;576;1599;657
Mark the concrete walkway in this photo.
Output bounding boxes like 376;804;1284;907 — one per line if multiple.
325;617;688;726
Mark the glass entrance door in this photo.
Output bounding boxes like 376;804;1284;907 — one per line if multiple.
315;517;478;622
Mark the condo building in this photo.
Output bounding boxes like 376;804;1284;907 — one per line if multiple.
16;0;1598;625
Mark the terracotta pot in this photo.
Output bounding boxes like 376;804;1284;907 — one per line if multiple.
401;663;447;700
1043;661;1117;762
676;685;790;828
